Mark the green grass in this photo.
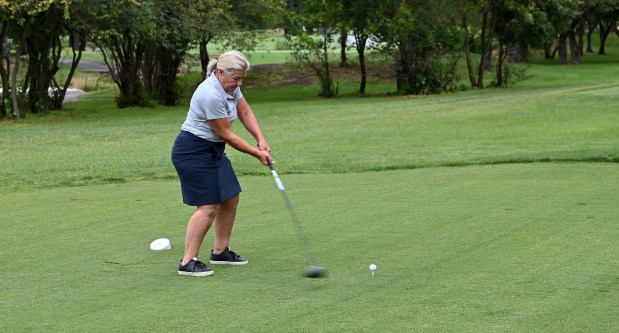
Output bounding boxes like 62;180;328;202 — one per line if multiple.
2;74;617;191
1;38;619;331
247;50;294;65
1;164;617;332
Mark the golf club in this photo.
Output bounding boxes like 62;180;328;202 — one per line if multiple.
266;160;326;278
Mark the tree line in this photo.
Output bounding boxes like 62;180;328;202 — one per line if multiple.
0;0;284;121
290;0;619;97
1;0;618;121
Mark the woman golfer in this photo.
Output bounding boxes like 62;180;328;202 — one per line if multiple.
171;51;271;276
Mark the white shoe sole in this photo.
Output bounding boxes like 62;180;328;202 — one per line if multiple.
178;270;215;276
209;260;248;265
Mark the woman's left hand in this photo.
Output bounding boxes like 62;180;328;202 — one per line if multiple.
258;140;271;154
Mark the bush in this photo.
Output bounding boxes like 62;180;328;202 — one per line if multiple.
275;39;292;50
116;82;153;108
500;63;529;87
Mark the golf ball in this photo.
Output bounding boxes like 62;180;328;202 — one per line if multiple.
369;264;377;271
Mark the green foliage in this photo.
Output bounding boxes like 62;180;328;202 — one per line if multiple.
378;0;464;94
2;0;619;116
287;0;340;97
115;81;152;108
275;38;292;51
288;31;338;97
141;1;192;106
493;63;530;87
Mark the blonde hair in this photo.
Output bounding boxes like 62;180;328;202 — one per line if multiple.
206;50;250;77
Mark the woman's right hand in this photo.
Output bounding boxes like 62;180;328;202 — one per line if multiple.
256;149;272;166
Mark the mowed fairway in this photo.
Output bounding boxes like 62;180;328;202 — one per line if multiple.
1;164;618;332
1;56;619;331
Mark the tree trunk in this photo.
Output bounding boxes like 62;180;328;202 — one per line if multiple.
568;31;581;64
97;32;148;108
477;9;488;87
543;43;553;59
462;12;477;88
155;47;184;106
52;31;86;110
586;19;597;53
199;35;212;81
319;29;334;97
550;45;558;58
576;17;585;61
496;40;508;87
340;27;347;67
598;20;613;55
396;39;429;95
0;22;9;119
122;40;147;107
18;9;67;113
558;34;568;65
11;19;31;122
476;1;495;89
566;17;584;65
355;35;367;94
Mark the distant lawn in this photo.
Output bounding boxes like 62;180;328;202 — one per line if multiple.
3;58;617;191
0;88;615;190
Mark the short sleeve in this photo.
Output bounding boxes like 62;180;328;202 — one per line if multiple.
200;92;228;120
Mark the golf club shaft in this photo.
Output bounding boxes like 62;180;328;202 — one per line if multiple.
267;161;316;267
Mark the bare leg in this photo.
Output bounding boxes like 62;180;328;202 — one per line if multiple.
182;204;219;265
213;194;240;254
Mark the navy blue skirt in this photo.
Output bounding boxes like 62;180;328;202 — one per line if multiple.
171;130;241;206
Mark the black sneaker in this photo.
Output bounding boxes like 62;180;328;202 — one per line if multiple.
178;258;214;276
210;247;248;265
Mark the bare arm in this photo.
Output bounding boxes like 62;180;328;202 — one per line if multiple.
237;97;271;154
209;99;271;165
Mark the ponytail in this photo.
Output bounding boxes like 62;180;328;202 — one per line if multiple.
206;59;218;77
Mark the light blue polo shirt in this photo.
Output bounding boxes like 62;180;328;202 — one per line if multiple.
181;73;243;142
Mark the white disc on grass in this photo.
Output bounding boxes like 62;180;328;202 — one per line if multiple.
150;238;171;251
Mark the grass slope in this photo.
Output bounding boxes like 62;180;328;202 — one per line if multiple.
1;73;618;191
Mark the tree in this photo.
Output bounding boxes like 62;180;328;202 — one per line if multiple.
492;0;543;87
0;0;75;120
338;0;385;94
90;0;157;108
538;0;603;65
0;0;33;121
0;20;10;119
288;0;339;97
24;2;87;111
186;0;231;80
378;0;461;95
594;3;619;55
53;0;94;110
142;0;192;106
23;4;65;111
461;0;489;88
188;0;285;81
461;0;564;88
